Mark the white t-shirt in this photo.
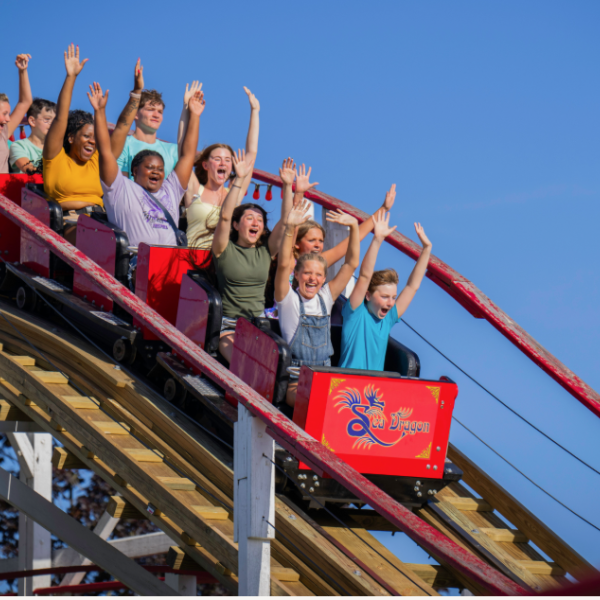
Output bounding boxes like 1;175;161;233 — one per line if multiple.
278;284;334;345
101;171;184;248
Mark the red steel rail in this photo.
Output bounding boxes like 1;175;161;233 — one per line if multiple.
0;194;526;595
253;169;600;419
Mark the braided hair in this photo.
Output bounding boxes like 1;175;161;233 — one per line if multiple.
130;150;164;178
63;109;93;153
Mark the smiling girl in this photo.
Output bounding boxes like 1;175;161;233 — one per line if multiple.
275;200;360;407
338;213;432;371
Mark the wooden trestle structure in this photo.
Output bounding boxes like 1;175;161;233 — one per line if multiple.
0;304;594;595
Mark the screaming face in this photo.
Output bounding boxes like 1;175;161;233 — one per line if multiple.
233;208;264;247
366;283;398;320
296;227;324;255
133;155;165;193
0;102;10;129
295;260;326;301
68;123;96;164
203;148;233;186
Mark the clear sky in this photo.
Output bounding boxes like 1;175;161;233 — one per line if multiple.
2;0;599;585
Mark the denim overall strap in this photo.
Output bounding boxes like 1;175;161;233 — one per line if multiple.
289;288;333;368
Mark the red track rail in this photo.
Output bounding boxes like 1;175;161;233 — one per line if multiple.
252;170;600;418
0;194;527;595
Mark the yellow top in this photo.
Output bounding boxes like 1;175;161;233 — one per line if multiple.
186;183;221;249
43;148;103;207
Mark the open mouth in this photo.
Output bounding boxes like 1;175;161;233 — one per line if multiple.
248;227;259;237
82;145;94;156
217;168;227;179
148;174;160;185
380;307;390;317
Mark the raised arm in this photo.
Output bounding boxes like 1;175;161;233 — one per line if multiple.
177;81;201;155
88;82;118;187
274;200;311;303
279;156;296;217
7;54;33;138
110;59;144;159
293;163;319;209
43;45;88;161
348;211;397;309
326;211;360;301
322;183;397;267
211;149;254;258
236;87;260;197
395;223;432;316
174;90;205;188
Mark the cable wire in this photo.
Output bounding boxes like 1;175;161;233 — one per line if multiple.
401;318;600;477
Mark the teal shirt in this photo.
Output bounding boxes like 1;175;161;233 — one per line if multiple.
9;138;43;172
339;301;399;371
117;136;179;179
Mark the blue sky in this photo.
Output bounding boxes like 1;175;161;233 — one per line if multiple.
2;0;599;585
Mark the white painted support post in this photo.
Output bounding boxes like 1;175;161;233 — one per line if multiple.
165;572;198;595
7;433;52;595
322;207;356;297
57;510;120;587
233;405;275;596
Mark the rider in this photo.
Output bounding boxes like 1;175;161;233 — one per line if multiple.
275;200;360;407
339;213;432;371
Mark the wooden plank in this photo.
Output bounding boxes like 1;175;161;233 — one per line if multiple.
480;527;528;543
12;356;36;366
448;445;595;580
520;560;565;576
158;476;195;491
62;395;100;410
272;567;300;583
125;448;164;463
192;506;229;520
107;496;146;520
167;546;201;571
34;371;69;384
0;399;31;421
445;497;492;512
94;421;131;435
52;447;85;469
404;564;459;588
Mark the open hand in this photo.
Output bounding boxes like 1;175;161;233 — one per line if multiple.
414;223;432;248
286;199;311;228
279;157;296;186
232;149;255;180
382;183;396;211
188;90;206;116
133;58;144;92
87;82;109;110
243;86;260;111
295;164;319;195
184;80;202;106
64;44;88;77
373;211;397;241
15;54;31;71
325;209;358;228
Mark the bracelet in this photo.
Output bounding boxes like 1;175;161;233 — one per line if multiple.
285;233;294;237
231;184;242;189
130;91;141;99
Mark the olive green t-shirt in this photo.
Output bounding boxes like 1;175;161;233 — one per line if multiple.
215;241;272;319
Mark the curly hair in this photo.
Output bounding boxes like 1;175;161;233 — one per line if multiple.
63;110;93;153
368;268;399;294
139;89;165;110
230;203;270;248
194;144;235;185
130;150;164;178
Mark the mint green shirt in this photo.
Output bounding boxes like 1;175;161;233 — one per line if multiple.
9;138;43;173
116;135;179;179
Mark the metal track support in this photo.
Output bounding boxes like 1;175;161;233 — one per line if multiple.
234;405;275;595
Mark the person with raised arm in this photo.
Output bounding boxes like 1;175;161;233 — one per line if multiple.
89;62;204;253
0;54;33;173
338;213;432;371
212;149;292;364
183;86;260;249
275;200;360;407
42;44;102;238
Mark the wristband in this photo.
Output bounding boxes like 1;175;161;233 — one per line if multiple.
130;91;142;99
231;184;242;189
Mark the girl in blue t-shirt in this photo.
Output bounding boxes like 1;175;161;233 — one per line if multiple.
338;212;432;371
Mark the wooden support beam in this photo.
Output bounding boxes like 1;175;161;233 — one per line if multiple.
272;567;300;582
0;399;31;421
34;371;69;384
62;396;100;410
444;497;492;512
192;506;229;520
404;563;459;588
52;447;86;469
107;496;146;520
480;527;528;543
158;476;195;491
12;356;36;366
520;560;565;576
125;448;164;463
167;546;201;571
94;421;130;435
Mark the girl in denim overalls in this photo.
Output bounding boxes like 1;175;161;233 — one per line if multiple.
275;200;361;407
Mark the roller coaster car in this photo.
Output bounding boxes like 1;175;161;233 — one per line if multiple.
159;275;463;507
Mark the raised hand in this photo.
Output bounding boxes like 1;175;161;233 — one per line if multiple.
64;44;88;77
232;149;255;180
325;209;358;228
133;58;144;92
87;82;109;111
188;90;206;117
414;222;432;248
15;54;31;71
279;157;296;186
243;86;260;112
184;80;202;106
382;183;396;211
286;199;311;228
373;211;397;240
295;164;319;195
